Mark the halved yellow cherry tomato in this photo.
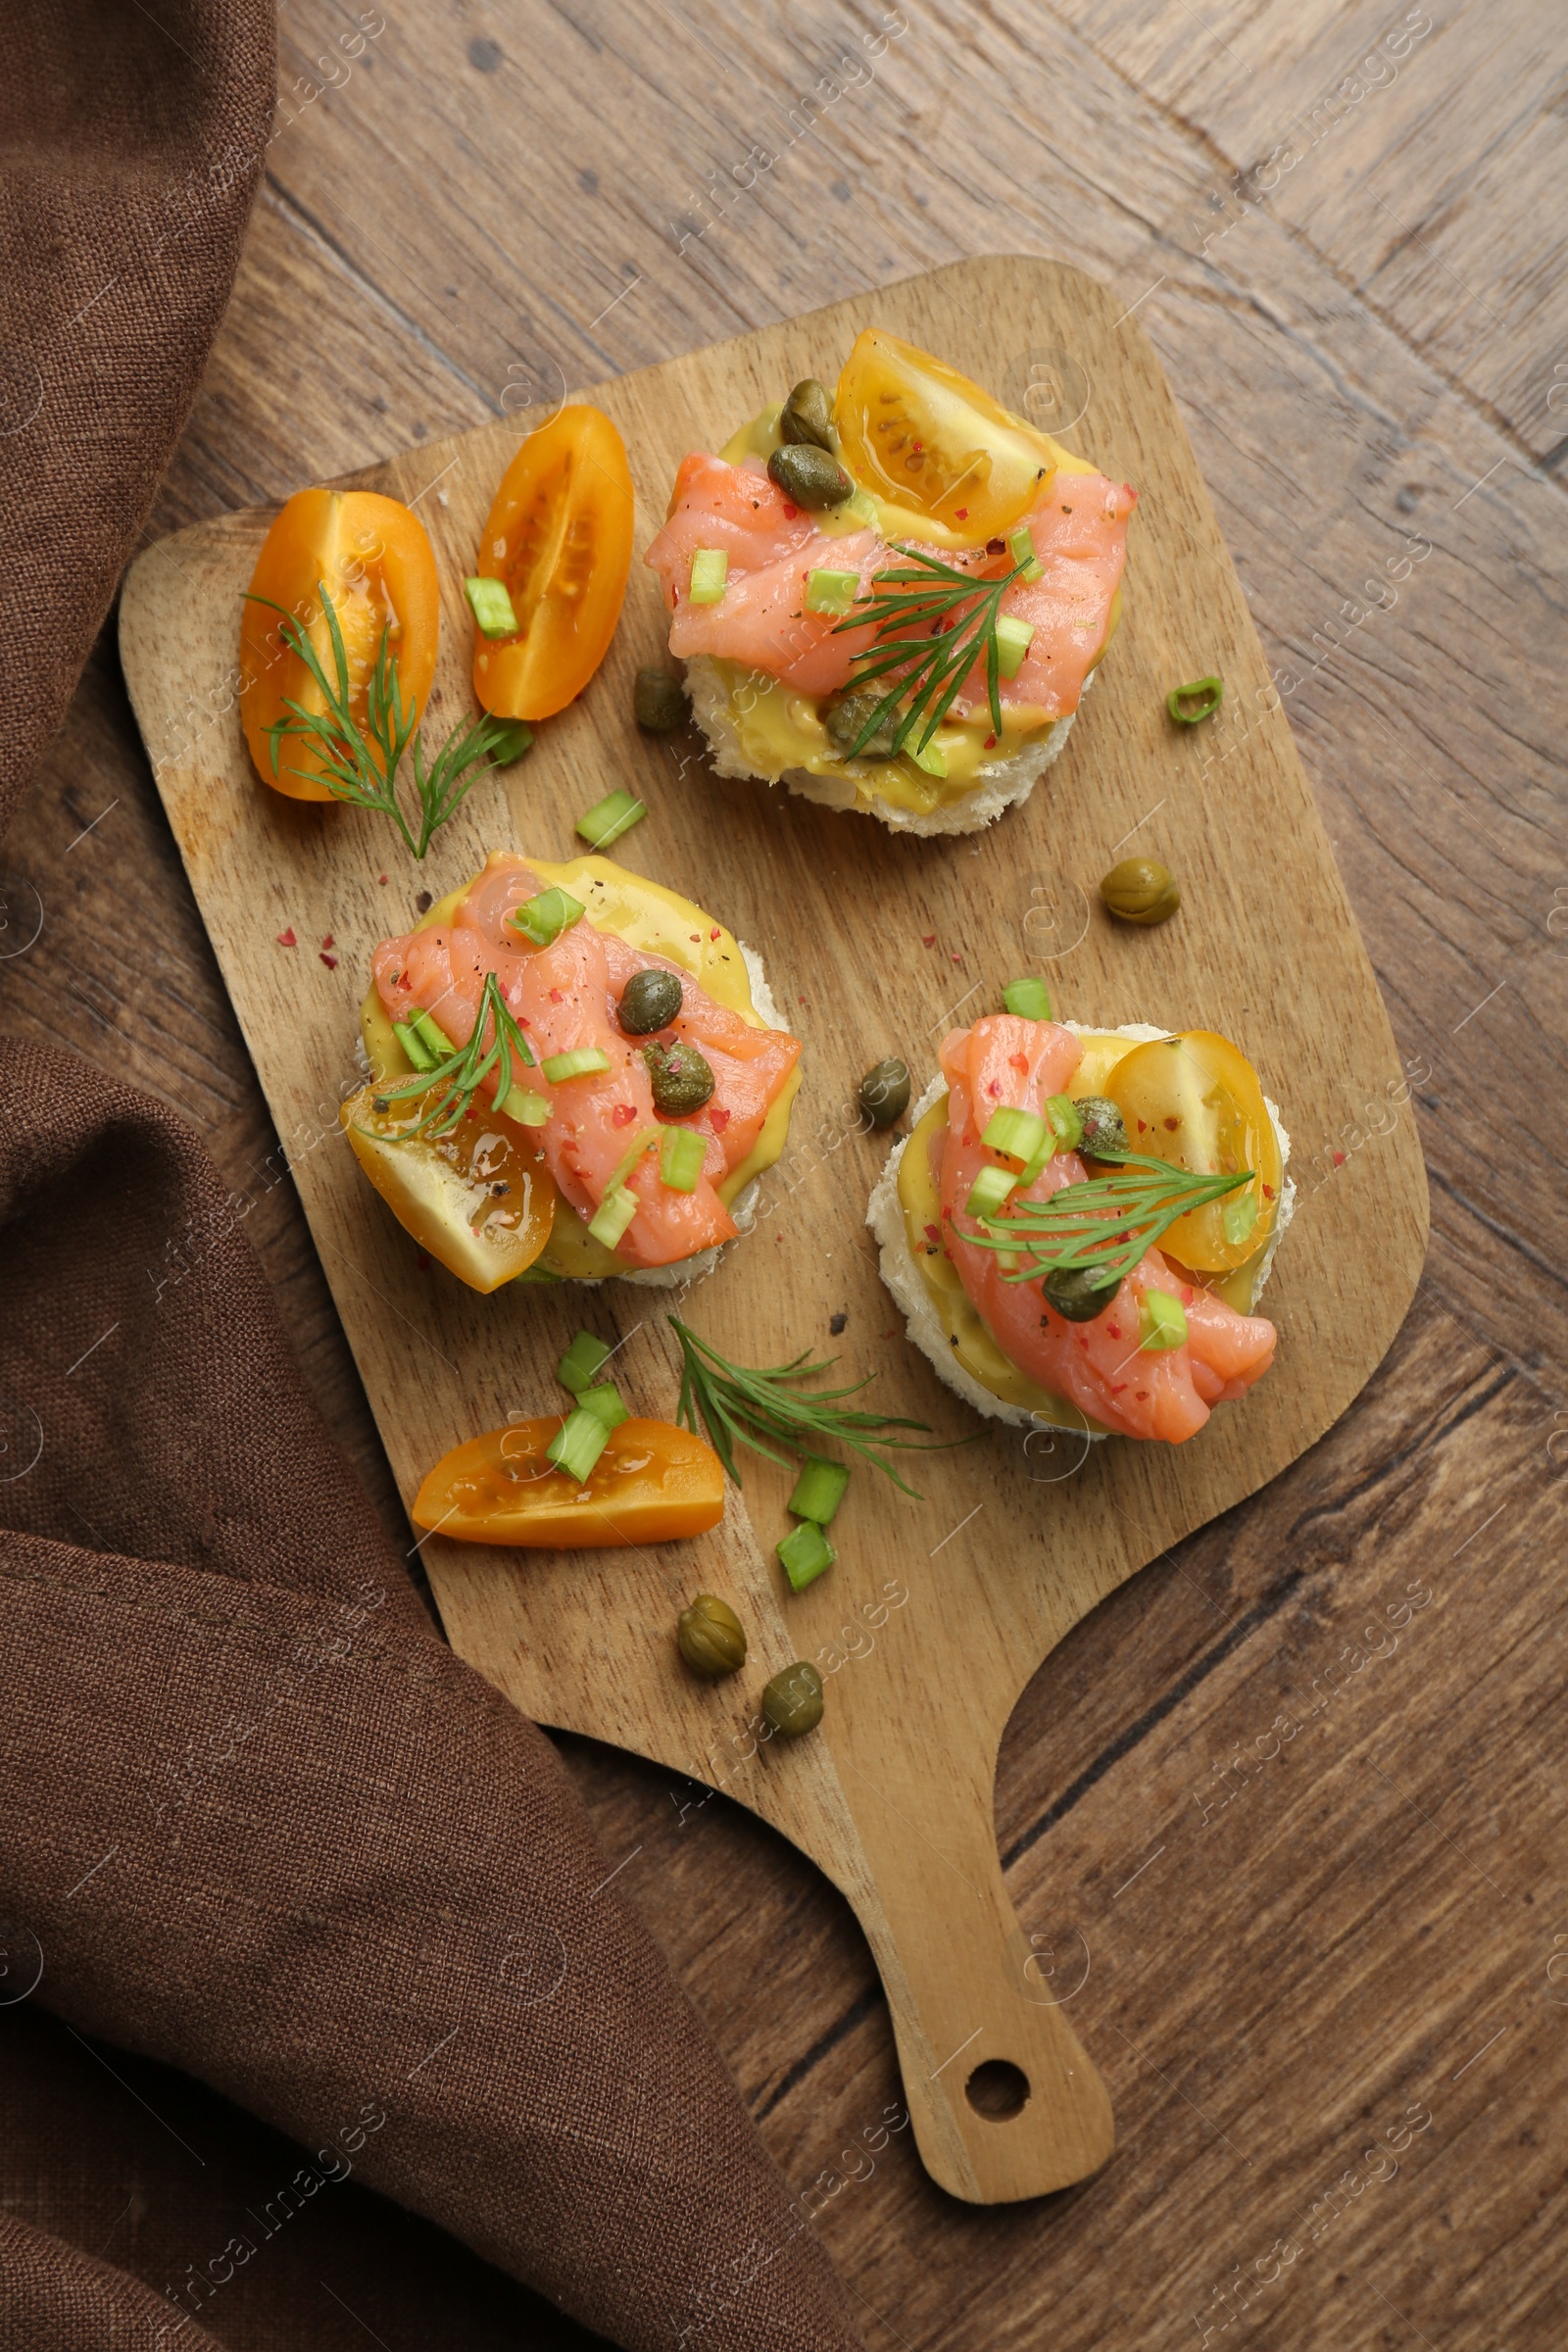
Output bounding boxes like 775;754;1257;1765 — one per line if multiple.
240;488;440;800
470;405;634;721
1105;1030;1284;1274
414;1416;726;1546
833;328;1055;539
341;1085;558;1292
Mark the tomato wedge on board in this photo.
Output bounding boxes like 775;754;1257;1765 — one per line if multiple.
833;327;1054;539
239;488;440;801
413;1416;726;1546
1105;1030;1284;1274
470;406;634;721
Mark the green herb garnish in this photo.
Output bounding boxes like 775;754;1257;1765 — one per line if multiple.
833;542;1031;759
778;1520;836;1592
1166;675;1224;725
965;1150;1252;1292
668;1318;940;1498
548;1406;611;1483
371;970;539;1140
247;585;512;860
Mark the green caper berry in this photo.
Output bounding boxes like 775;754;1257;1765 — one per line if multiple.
677;1593;747;1679
824;691;898;759
1043;1264;1119;1323
1100;857;1180;926
618;966;685;1035
858;1056;910;1128
766;442;853;510
1073;1096;1128;1156
779;377;837;451
634;666;687;732
642;1039;716;1116
761;1660;824;1739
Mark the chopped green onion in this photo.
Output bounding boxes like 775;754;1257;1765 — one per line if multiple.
660;1126;708;1192
1046;1095;1084;1152
995;613;1035;680
1007;524;1044;582
547;1406;611;1482
966;1163;1018;1219
393;1018;437;1073
577;1380;629;1431
777;1519;837;1592
1222;1189;1260;1248
510;886;584;948
576;789;647;851
688;548;728;606
981;1105;1050;1165
1166;674;1224;725
1140;1291;1189;1350
487;717;534;764
544;1046;613;1084
412;1009;455;1063
557;1330;612;1394
1001;976;1052;1021
908;735;947;777
806;567;860;615
494;1083;551;1126
587;1185;640;1250
465;575;518;639
787;1453;851;1526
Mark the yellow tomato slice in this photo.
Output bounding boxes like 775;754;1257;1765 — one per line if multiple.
413;1416;726;1546
833;328;1056;538
1104;1030;1284;1274
240;489;440;801
341;1085;558;1292
470;405;634;721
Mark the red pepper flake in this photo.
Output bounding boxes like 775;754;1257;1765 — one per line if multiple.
1137;1117;1148;1133
1106;1322;1122;1340
921;933;936;948
1164;1115;1180;1132
549;987;564;1004
941;1202;954;1218
987;1079;1002;1097
1182;1287;1195;1305
1009;1053;1029;1073
1332;1151;1346;1167
1077;1335;1090;1348
983;732;998;750
612;1102;637;1128
782;502;799;519
710;925;720;940
987;538;1004;555
319;952;338;969
710;1105;730;1134
276;927;296;947
1110;1384;1128;1396
1135;1390;1150;1402
377;872;389;885
321;933;335;950
689;933;701;944
955;507;968;519
924;1223;941;1246
1262;1183;1276;1199
910;440;923;454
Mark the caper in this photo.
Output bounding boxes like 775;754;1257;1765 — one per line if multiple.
642;1039;715;1115
1073;1095;1128;1156
1043;1265;1119;1322
761;1660;824;1739
618;966;684;1035
824;691;897;760
1100;857;1180;926
780;377;837;451
858;1056;910;1128
677;1593;747;1680
634;666;687;732
766;442;853;510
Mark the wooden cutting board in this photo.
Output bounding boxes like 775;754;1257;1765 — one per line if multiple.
119;257;1427;2205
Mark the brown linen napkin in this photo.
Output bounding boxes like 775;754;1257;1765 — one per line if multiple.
0;7;865;2348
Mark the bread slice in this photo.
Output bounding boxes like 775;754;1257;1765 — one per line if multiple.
865;1033;1296;1428
684;654;1090;838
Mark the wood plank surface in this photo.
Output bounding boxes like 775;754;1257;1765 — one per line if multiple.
3;0;1565;2340
120;253;1425;2206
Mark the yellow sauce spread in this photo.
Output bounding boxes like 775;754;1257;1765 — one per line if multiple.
361;852;801;1281
713;404;1119;815
897;1033;1272;1419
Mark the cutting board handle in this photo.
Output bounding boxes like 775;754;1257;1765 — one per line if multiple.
850;1802;1113;2203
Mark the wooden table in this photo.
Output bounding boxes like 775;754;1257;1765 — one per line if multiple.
7;2;1565;2343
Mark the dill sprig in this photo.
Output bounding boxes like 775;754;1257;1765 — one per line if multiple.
832;543;1029;759
247;585;514;859
370;971;538;1140
668;1318;942;1498
963;1150;1252;1292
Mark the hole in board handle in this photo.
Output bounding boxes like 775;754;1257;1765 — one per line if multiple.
965;2058;1030;2121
